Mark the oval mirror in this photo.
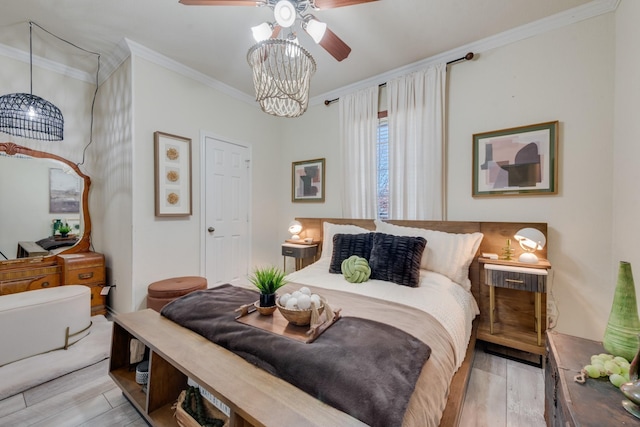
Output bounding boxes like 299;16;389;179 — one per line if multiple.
0;142;91;264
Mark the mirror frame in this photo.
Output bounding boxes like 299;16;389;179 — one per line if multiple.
0;142;92;267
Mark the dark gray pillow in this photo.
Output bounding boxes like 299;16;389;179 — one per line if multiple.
329;233;375;274
369;233;427;287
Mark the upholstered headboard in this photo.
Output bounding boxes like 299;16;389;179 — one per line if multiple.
293;218;548;310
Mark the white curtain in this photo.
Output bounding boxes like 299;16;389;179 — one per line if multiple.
339;86;379;218
387;63;447;220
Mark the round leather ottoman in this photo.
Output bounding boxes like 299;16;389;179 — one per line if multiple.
147;276;207;312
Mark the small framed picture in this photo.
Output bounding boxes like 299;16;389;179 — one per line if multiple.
49;168;81;213
292;158;325;203
154;132;192;216
472;121;558;197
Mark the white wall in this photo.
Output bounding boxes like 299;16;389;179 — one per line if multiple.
279;13;618;341
128;56;282;311
92;57;134;313
612;2;640;307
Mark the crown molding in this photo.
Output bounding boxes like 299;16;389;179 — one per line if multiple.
0;41;95;83
310;0;620;107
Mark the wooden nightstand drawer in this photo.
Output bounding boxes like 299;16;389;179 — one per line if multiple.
281;244;317;259
487;268;547;293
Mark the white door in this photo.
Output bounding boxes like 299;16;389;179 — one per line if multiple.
204;136;250;286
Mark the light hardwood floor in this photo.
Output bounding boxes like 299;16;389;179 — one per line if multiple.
0;346;545;427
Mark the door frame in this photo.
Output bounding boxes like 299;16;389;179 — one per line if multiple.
199;130;253;280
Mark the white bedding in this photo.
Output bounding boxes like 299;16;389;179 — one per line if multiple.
286;257;479;368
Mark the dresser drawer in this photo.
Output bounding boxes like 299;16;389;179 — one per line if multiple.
1;274;61;294
63;265;105;285
58;252;105;286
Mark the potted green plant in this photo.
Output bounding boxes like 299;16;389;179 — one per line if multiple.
58;224;72;238
249;266;287;308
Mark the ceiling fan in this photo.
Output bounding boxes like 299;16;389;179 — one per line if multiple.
179;0;378;61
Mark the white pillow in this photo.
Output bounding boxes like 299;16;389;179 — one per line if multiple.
374;219;483;291
320;222;371;260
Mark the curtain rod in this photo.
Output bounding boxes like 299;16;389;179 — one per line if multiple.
323;52;474;106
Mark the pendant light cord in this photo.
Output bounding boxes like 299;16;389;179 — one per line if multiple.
29;22;33;95
29;21;101;166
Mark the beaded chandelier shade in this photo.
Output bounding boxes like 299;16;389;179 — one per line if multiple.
0;22;64;141
247;39;316;118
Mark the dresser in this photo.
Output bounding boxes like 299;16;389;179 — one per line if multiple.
545;331;638;426
0;251;106;316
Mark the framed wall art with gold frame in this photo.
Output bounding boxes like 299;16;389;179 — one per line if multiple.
472;121;558;197
154;131;192;216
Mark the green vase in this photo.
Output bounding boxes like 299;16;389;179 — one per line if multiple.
603;261;640;362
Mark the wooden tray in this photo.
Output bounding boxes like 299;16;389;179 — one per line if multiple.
235;302;340;344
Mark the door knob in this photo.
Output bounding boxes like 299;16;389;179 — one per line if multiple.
208;227;215;233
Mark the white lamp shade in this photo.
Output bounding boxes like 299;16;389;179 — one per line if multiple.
514;228;546;263
288;220;302;239
305;18;327;43
251;22;273;42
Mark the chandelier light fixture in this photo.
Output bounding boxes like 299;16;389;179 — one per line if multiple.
0;22;64;141
247;38;316;118
180;0;364;118
246;0;332;118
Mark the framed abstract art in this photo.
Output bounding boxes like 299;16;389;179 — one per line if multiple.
472;121;558;197
292;158;325;203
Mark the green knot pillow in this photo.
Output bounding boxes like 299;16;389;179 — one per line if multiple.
341;255;371;283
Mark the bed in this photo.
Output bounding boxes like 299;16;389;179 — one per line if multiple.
155;218;548;427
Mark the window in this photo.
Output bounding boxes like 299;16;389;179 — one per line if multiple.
377;118;389;219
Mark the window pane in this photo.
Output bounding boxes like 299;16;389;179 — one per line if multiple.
377;119;389;219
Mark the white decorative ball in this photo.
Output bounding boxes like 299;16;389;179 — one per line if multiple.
285;297;298;309
279;293;291;306
291;290;303;299
297;294;311;310
310;294;321;307
299;286;311;296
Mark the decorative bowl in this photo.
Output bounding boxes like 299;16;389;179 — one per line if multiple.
253;301;277;316
275;299;324;326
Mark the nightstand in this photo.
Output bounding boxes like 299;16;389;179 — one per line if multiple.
282;242;318;271
478;258;552;356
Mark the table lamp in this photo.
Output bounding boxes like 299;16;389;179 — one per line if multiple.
288;220;303;240
514;228;546;264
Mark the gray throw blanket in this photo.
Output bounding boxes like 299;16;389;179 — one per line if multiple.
161;284;431;427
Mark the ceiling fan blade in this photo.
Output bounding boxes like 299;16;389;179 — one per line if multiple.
179;0;259;6
318;27;351;61
271;25;281;38
313;0;378;9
